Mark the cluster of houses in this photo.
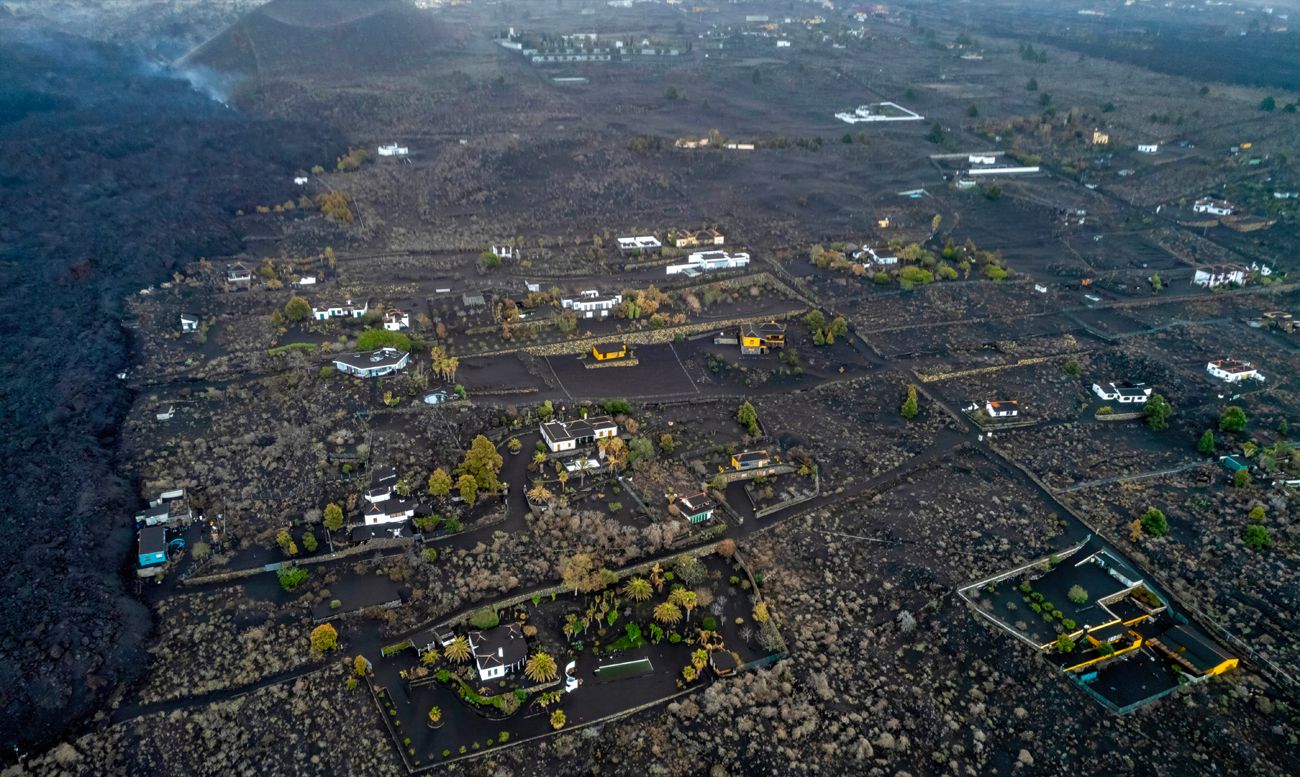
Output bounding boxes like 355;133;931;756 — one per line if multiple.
134;488;193;575
1192;262;1270;289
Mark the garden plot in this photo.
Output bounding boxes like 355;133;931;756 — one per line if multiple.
370;551;783;769
1061;467;1300;678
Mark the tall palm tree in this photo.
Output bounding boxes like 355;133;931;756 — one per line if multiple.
669;588;697;621
525;651;558;683
653;601;682;626
623;576;652;603
691;649;709;672
443;636;471;664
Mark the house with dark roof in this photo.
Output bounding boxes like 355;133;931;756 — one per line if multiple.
731;450;772;470
333;347;410;378
1148;624;1238;677
675;492;717;524
226;262;252;289
740;322;786;355
138;526;168;567
364;497;416;526
540;416;618;453
468;622;528;682
592;343;628;361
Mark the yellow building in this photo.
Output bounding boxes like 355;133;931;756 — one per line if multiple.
740;322;786;355
592;343;627;361
1091;129;1110;146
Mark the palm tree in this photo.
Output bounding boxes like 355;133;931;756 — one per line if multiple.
525;651;558;683
427;706;443;727
653;601;682;626
649;562;665;592
691;649;708;672
623;577;652;603
443;636;471;664
682;664;698;682
669;588;697;621
550;709;567;730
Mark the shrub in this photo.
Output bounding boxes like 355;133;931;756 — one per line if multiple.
469;607;500;630
278;566;309;592
1243;524;1271;551
1140;507;1168;536
1067;585;1088;604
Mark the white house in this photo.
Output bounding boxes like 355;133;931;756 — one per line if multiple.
180;313;199;332
675;492;717;524
377;143;409;157
985;400;1019;418
365;468;398;505
364;498;416;526
617;235;662;253
1092;382;1153;404
293;276;317;287
776;39;791;47
560;290;623;319
1193;266;1245;288
135;490;193;527
1193;197;1234;216
333;348;410;378
382;309;410;331
968;154;997;165
1137;144;1159;154
1206;359;1260;383
293;176;309;186
540;416;619;453
155;404;176;421
851;247;898;266
1034;284;1048;294
312;298;369;320
468;623;528;683
491;245;515;260
666;250;751;276
226;262;252;287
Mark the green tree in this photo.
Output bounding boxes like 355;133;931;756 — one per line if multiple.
1056;634;1075;653
1219;406;1247;433
302;530;318;553
1140;507;1168;536
1260;95;1276;111
1145;394;1173;430
457;473;479;506
828;316;849;338
737;400;760;437
803;310;826;331
1233;468;1252;489
900;384;919;419
284;295;312;322
1026;77;1038;91
324;504;345;533
427;468;452;497
1067;585;1088;604
927;121;945;144
1197;429;1216;455
1243;524;1271;550
460;435;504;492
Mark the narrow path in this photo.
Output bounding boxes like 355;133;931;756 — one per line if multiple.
1054;461;1206;493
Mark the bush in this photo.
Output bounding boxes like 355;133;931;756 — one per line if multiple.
1243;524;1271;551
1140;507;1168;536
278;566;309;592
1067;585;1088;604
469;607;500;630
